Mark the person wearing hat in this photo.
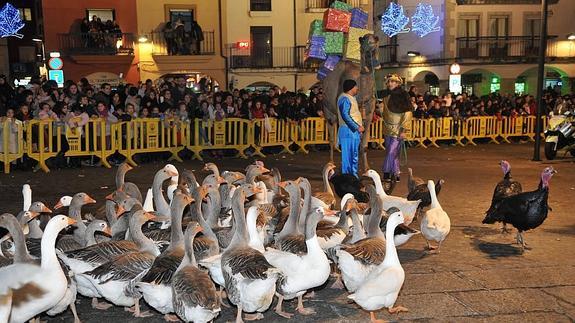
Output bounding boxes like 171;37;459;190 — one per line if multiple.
381;74;412;182
337;79;364;176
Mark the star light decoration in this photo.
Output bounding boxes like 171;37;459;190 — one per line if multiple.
381;2;410;37
0;3;25;39
411;3;441;37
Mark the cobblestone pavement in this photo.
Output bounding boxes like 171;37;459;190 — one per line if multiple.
1;143;573;322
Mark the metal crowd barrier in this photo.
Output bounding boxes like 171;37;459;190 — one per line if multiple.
0;116;548;173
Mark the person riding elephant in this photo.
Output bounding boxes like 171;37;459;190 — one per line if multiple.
381;74;412;183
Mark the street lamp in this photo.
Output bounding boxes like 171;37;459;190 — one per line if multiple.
407;51;420;57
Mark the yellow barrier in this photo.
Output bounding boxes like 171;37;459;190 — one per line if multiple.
251;118;293;157
186;118;251;160
0;119;24;173
292;117;330;154
0;116;553;173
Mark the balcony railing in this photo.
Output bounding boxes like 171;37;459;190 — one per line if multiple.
58;33;135;55
379;44;399;64
151;31;215;55
228;46;317;70
306;0;362;10
456;36;563;61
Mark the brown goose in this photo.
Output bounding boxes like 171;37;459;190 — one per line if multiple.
172;222;221;322
137;191;193;318
334;185;387;293
221;188;280;322
0;213;37;267
313;162;337;209
54;192;96;246
116;163;143;203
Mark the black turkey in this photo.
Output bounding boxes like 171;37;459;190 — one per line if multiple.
328;172;369;203
483;160;523;233
482;166;556;250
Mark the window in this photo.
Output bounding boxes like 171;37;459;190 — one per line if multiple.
251;26;273;67
250;0;272;11
489;15;509;37
18;8;32;21
524;14;541;37
169;9;195;32
458;17;479;38
86;9;115;22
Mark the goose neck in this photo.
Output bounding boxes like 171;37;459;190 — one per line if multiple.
7;220;33;263
298;182;311;233
152;172;170;216
382;221;399;267
228;194;248;248
323;168;334;197
246;207;264;252
40;222;63;270
69;205;87;232
335;210;349;230
169;200;186;246
105;200;118;226
28;218;44;239
278;186;301;237
116;169;126;190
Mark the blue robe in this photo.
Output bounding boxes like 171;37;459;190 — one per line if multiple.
337;95;361;177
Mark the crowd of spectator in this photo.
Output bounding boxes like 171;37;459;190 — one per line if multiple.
0;72;572;169
79;15;123;49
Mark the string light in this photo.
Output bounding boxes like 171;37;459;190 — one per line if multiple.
381;2;410;37
411;3;440;38
0;3;25;39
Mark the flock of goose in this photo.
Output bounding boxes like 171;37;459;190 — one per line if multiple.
0;161;454;323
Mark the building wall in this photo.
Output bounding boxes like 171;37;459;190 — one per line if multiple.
136;0;226;86
41;0;139;84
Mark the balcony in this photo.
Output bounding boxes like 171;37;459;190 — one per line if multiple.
228;46;317;70
379;44;399;64
456;36;572;63
306;0;362;12
151;31;216;56
58;33;135;56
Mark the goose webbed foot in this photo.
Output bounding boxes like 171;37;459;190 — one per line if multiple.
91;298;112;310
329;276;345;289
388;305;409;314
296;294;316;315
244;313;264;321
163;314;180;322
129;298;153;318
369;311;388;323
274;294;293;319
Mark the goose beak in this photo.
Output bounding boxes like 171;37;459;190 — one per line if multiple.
217;176;226;184
84;195;96;204
54;201;64;210
125;164;133;171
552;169;558;174
115;205;126;218
323;208;337;216
197;226;204;233
67;217;77;226
261;167;271;173
252;186;264;194
105;192;114;201
28;211;41;220
277;181;288;188
42;205;52;213
167;169;179;177
103;226;112;236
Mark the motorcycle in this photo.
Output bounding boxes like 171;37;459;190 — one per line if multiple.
544;111;575;160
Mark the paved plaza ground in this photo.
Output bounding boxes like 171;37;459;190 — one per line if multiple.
0;142;574;322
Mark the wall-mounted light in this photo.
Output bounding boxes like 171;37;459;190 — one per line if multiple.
567;33;575;40
449;63;461;75
138;35;149;43
32;38;42;42
407;51;420;57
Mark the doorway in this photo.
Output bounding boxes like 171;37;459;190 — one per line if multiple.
250;26;272;68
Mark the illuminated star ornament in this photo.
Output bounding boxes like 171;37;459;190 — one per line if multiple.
381;2;410;37
411;3;440;37
0;3;25;39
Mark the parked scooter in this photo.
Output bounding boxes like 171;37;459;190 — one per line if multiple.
544;111;575;160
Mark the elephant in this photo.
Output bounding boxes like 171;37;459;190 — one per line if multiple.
322;33;381;173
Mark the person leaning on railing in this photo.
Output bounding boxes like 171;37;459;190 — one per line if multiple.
0;108;20;156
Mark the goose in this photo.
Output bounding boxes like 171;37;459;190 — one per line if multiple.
421;180;451;254
153;164;180;217
221;188;280;322
341;196;367;245
264;206;334;318
334;185;387;293
313;162;337;209
59;197;154;310
348;208;408;322
274;179;305;254
204;162;220;178
316;196;353;250
81;209;159;317
181;169;200;192
364;169;421;225
172;222;221;323
116;163;143;203
379;215;420;247
137;192;194;319
54;192;97;246
0;263;43;323
0;213;37;266
407;179;444;222
56;219;112;252
0;215;76;323
484;160;523;233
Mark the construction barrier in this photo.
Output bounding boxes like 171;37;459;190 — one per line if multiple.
0;116;549;173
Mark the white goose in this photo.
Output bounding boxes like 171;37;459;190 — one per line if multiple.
364;169;421;225
0;215;75;323
264;206;334;318
221;188;280;322
348;208;409;322
153;164;179;217
420;180;451;254
172;222;221;323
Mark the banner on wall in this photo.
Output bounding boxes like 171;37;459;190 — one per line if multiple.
84;72;121;87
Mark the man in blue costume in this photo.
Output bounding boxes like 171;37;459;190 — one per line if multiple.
337;79;364;177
